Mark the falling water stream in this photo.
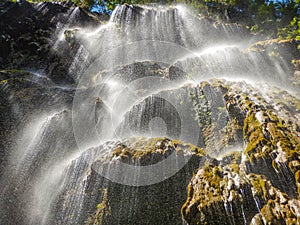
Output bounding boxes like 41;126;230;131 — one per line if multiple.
0;3;297;225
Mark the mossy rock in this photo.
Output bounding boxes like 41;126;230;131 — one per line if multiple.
67;137;208;225
217;79;300;198
250;195;300;225
182;157;300;225
181;155;257;225
243;109;299;197
111;137;204;166
246;39;300;62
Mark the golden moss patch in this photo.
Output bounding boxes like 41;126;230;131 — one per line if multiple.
86;189;111;225
111;137;205;165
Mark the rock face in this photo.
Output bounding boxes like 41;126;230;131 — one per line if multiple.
182;158;300;225
0;0;105;182
181;79;300;225
0;69;73;177
0;0;104;85
246;38;300;90
56;79;299;225
52;137;206;225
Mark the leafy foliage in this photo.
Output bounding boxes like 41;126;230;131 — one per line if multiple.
193;0;299;38
278;16;300;40
73;0;95;9
9;0;299;39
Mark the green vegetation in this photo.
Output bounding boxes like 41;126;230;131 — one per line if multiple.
86;188;111;225
97;0;299;39
249;174;268;199
278;16;300;40
8;0;299;39
111;137;204;165
188;86;211;129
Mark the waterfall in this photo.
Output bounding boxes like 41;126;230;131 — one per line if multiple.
0;3;298;225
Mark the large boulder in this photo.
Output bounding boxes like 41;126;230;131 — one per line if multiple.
52;137;206;225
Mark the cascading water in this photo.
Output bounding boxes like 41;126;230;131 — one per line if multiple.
0;3;299;225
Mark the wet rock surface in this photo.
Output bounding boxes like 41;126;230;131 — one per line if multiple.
0;69;74;177
53;137;206;225
1;68;299;225
246;38;300;89
60;79;299;225
0;0;104;182
0;109;77;225
0;0;104;85
181;79;300;225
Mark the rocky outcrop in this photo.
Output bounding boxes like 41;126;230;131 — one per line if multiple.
0;1;105;85
52;137;206;225
0;0;106;180
246;38;300;89
2;66;298;225
182;157;300;225
0;108;78;225
246;39;300;64
0;69;74;177
181;79;300;224
63;78;299;225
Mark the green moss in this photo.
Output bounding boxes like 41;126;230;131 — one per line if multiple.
288;160;300;174
295;170;300;183
204;165;222;189
243;113;261;138
112;137;205;165
258;190;299;224
260;202;276;223
272;160;281;172
249;174;268;199
292;59;300;70
229;162;240;172
86;189;111;225
185;162;225;210
181;184;194;218
248;128;265;143
244;108;299;165
244;137;269;161
295;170;300;197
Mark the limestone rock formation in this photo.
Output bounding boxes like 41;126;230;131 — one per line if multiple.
181;79;300;225
53;137;206;225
